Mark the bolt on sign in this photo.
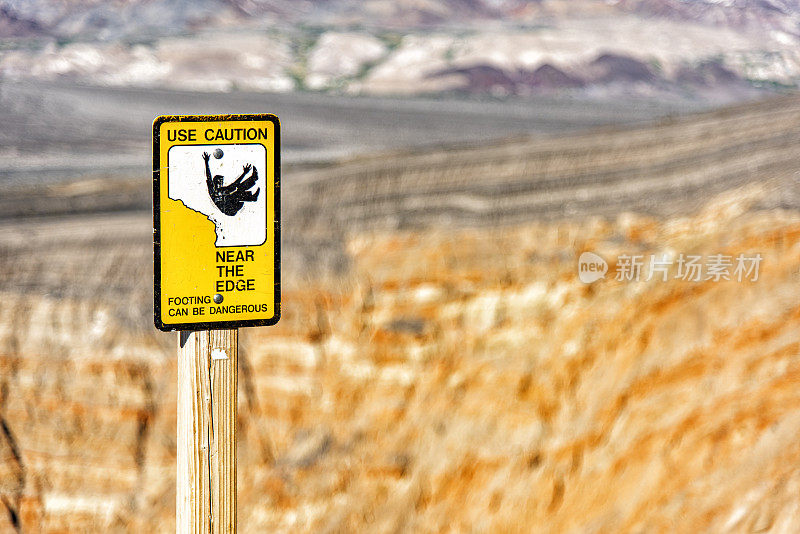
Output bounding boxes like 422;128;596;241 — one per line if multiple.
153;114;280;331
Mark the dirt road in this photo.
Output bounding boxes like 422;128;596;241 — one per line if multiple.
0;80;702;186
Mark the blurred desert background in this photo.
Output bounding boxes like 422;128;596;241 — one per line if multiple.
2;0;800;532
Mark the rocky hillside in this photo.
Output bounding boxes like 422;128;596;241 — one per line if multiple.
0;94;799;531
1;184;799;532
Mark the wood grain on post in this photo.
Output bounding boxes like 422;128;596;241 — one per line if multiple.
177;330;238;534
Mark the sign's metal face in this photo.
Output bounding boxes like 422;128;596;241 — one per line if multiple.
153;114;280;331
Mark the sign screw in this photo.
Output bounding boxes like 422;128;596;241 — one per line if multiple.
213;294;224;304
213;148;224;159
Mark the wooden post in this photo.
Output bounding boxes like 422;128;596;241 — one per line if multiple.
177;330;238;533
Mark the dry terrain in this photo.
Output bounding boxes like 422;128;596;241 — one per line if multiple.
0;93;799;531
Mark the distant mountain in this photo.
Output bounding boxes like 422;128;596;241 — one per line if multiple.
428;52;752;97
0;0;797;101
2;0;799;39
0;0;224;40
0;5;44;38
618;0;800;35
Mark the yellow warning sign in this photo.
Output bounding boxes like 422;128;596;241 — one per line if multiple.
153;114;280;331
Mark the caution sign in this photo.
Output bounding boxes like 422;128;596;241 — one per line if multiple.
153;114;280;331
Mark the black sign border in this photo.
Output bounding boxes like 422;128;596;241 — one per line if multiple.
153;113;281;331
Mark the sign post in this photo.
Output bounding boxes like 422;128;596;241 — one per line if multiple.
177;330;237;533
153;114;280;533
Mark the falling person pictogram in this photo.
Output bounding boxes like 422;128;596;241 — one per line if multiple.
203;151;260;216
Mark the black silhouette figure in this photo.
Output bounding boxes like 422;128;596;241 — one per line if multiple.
203;152;260;216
